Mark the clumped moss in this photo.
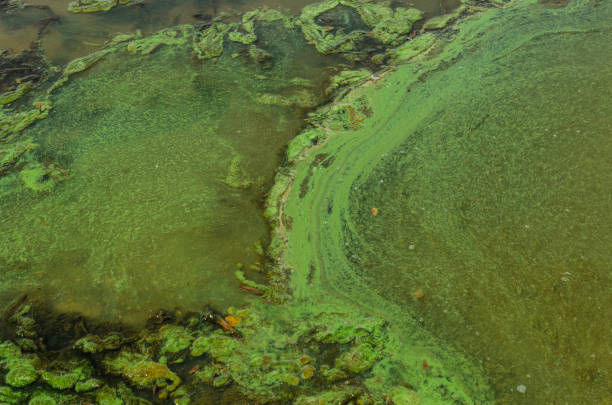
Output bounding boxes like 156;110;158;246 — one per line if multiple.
0;385;28;404
103;351;181;391
297;0;423;56
0;342;40;388
40;359;93;390
157;325;195;356
73;334;123;353
27;393;57;405
193;23;231;60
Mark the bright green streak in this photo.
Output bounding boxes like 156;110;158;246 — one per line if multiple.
283;0;611;403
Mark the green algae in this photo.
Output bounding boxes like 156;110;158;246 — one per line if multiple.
27;393;56;405
387;33;436;63
0;385;28;403
0;342;40;388
193;23;231;60
157;325;195;356
0;15;337;323
272;0;612;403
326;68;370;94
103;351;181;391
4;0;605;403
67;0;141;13
297;0;424;56
0;81;32;105
74;378;103;393
40;359;93;390
68;0;117;13
73;334;123;353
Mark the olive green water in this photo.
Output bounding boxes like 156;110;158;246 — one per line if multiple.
0;22;337;323
281;0;612;403
1;0;611;403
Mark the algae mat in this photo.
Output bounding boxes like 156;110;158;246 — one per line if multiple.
0;22;335;323
280;0;612;403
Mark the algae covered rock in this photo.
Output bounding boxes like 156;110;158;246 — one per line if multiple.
5;362;38;387
74;378;103;393
74;334;123;353
40;358;93;390
0;341;39;388
0;385;28;404
103;351;181;391
27;393;57;405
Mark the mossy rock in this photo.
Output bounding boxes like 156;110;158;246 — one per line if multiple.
0;385;29;404
40;359;93;390
74;378;103;393
5;361;38;388
73;334;123;353
27;393;57;405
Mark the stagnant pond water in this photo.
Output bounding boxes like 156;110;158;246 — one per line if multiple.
0;0;458;323
0;0;610;404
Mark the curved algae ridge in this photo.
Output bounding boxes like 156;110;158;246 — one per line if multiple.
268;0;610;402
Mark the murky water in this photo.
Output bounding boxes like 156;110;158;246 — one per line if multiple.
348;16;612;405
0;10;341;323
1;0;458;63
4;1;606;404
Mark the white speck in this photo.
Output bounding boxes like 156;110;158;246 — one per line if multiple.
379;179;384;183
564;208;570;212
576;130;581;134
516;385;527;394
561;277;569;282
562;272;571;275
408;244;415;250
524;224;530;229
590;353;596;358
155;163;159;168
